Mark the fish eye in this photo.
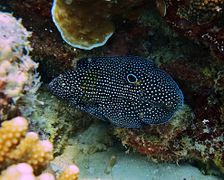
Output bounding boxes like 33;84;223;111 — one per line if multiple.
127;74;138;83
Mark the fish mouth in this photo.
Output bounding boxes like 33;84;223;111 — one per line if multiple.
48;79;54;91
48;78;59;95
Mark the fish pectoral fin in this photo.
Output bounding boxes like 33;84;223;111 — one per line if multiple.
82;104;108;122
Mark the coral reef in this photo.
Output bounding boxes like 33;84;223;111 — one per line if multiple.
0;117;53;174
1;0;224;177
114;55;224;175
30;90;92;155
51;0;148;50
51;0;113;50
0;12;41;121
50;121;220;179
163;59;224;175
0;8;91;157
0;11;80;180
160;0;224;60
58;165;79;180
177;0;224;25
0;163;55;180
115;104;224;175
0;163;79;180
0;117;80;179
114;105;194;162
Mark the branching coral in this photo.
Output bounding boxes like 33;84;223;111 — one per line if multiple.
0;163;55;180
58;165;79;180
0;117;28;164
0;117;53;173
0;163;79;180
0;117;80;179
0;12;80;179
8;132;53;173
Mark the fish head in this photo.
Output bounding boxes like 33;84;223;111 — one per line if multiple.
48;71;82;106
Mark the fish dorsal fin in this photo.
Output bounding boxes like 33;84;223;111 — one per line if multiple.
77;56;155;70
77;57;105;69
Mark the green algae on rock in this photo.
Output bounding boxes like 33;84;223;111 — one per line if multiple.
30;90;92;155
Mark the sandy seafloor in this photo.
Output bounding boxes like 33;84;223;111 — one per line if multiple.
50;122;222;180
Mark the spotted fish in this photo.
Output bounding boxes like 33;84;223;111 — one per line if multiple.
49;56;184;128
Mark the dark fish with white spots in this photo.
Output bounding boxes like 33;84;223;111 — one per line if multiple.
49;56;184;128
